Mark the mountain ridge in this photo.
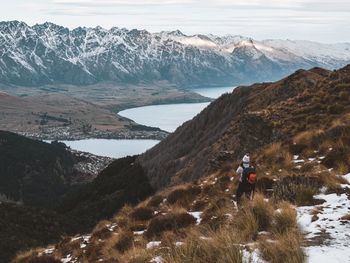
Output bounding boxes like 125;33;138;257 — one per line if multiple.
1;20;350;88
139;64;350;189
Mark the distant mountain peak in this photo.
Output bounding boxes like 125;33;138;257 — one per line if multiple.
0;21;350;87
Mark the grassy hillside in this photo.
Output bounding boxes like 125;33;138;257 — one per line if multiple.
140;65;350;189
9;65;350;262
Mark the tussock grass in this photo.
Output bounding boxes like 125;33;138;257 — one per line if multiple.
232;207;258;242
145;212;196;239
113;230;135;253
167;185;201;208
259;231;305;263
251;194;274;231
130;206;154;221
119;246;154;263
92;220;113;240
162;227;242;263
147;195;164;208
272;202;297;235
294;129;324;146
295;186;318;206
315;171;345;192
113;205;133;229
262;143;293;171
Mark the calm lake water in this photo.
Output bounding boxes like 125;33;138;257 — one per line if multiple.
62;86;236;158
119;86;235;132
60;139;160;159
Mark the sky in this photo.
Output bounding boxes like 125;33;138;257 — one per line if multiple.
0;0;349;43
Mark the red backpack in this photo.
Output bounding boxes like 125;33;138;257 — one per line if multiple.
247;172;257;184
243;166;257;184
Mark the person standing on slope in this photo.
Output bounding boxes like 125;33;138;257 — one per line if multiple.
235;154;257;206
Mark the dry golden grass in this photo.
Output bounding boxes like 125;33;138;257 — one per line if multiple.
232;207;258;242
272;202;297;235
112;205;133;229
130;206;154;221
295;186;318;206
145;211;196;239
91;220;113;240
113;230;135;253
162;227;242;263
251;194;274;231
315;171;346;192
293;129;324;146
262;143;293;171
259;231;305;263
122;249;153;263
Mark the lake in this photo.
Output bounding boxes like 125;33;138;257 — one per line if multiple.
62;86;236;158
118;86;235;132
60;139;160;159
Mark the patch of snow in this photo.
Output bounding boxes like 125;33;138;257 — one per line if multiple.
147;241;161;249
44;248;55;254
71;236;82;242
293;159;305;163
189;211;203;224
134;230;145;235
308;158;316;161
242;249;266;263
305;246;350;263
293;155;299;160
106;223;117;231
343;173;350;183
297;190;350;263
175;241;184;246
150;256;163;263
61;254;72;263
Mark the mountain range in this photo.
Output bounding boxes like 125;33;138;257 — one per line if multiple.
1;20;350;88
10;64;350;263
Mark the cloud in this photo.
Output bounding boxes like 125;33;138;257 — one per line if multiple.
53;0;194;7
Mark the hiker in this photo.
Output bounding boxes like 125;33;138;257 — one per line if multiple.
235;154;257;205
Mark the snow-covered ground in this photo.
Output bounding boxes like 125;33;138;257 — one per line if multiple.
297;175;350;263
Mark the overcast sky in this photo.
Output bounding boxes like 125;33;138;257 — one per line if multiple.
1;0;349;43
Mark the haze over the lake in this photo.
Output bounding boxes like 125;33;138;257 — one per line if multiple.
2;0;350;43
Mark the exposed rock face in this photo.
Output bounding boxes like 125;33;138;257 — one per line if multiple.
1;21;350;87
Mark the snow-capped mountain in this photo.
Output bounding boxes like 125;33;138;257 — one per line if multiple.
1;20;350;87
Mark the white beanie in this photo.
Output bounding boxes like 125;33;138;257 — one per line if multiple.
242;154;250;163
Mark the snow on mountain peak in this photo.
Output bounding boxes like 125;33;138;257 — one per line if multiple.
0;21;350;87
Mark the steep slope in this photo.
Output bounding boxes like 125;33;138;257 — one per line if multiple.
0;203;84;263
0;131;113;263
11;65;350;263
0;131;110;207
1;21;350;88
59;156;154;227
139;65;350;189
